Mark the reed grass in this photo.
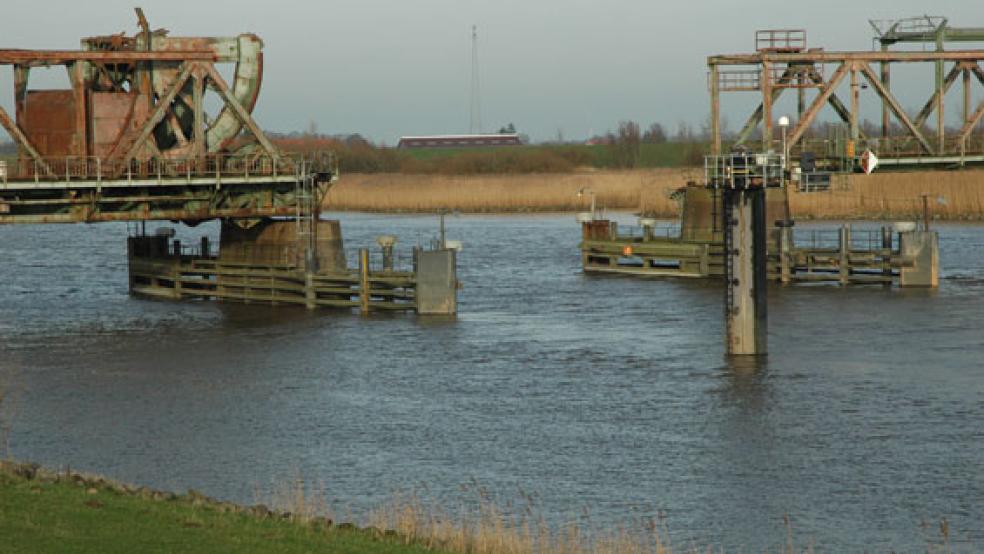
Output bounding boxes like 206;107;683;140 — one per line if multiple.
324;169;689;214
364;490;677;554
324;168;984;220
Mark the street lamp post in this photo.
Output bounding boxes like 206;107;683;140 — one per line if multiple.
777;116;794;231
778;115;790;171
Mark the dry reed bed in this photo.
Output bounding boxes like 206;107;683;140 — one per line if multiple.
324;170;690;214
789;170;984;220
324;169;984;221
266;478;959;554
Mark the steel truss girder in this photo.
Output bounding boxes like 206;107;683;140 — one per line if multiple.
710;46;984;160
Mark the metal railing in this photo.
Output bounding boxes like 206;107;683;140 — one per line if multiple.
797;172;833;192
718;69;761;91
610;224;681;240
0;151;335;185
363;248;417;273
755;29;806;52
705;152;785;189
793;228;892;251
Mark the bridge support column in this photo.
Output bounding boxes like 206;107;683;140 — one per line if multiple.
724;187;767;356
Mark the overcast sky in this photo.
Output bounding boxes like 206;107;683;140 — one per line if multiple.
0;0;982;144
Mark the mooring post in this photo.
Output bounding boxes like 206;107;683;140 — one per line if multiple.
359;247;370;315
724;187;767;356
777;223;793;284
881;226;893;285
305;272;316;310
839;225;851;285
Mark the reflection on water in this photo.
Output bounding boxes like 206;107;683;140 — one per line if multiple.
0;213;983;551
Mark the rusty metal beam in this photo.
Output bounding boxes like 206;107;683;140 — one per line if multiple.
710;50;984;65
710;64;720;154
193;71;206;161
90;62;127;92
805;68;867;140
733;68;795;145
70;62;88;156
0;50;216;65
761;61;773;150
850;65;860;142
121;62;195;163
958;101;984;140
166;108;189;147
202;63;279;158
858;61;935;154
787;63;849;148
971;62;984;85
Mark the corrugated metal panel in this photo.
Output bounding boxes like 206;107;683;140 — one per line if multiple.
22;90;78;157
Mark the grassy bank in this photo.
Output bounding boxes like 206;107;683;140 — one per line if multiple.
0;461;679;553
0;461;447;554
324;168;984;220
0;462;961;553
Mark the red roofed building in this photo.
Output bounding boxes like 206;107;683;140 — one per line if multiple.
397;133;523;149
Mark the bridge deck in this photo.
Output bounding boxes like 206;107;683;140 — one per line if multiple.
0;153;332;224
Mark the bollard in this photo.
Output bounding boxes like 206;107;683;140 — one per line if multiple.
881;226;893;285
200;236;210;258
838;225;850;285
358;248;370;314
305;272;316;310
376;235;397;271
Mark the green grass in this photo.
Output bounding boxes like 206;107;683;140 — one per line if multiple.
0;468;449;554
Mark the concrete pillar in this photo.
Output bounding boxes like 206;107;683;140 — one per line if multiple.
724;188;767;356
415;249;458;315
899;231;940;287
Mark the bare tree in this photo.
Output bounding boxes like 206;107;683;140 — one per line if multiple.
611;120;641;168
642;122;667;144
674;120;694;142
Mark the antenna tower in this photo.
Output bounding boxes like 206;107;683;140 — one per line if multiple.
469;25;482;134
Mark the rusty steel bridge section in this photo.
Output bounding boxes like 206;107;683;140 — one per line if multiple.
708;17;984;169
0;8;332;225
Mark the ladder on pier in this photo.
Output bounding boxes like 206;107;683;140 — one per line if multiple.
295;160;318;271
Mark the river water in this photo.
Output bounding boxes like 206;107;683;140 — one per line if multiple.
1;212;982;551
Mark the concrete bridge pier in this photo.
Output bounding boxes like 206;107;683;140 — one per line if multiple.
724;187;768;356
